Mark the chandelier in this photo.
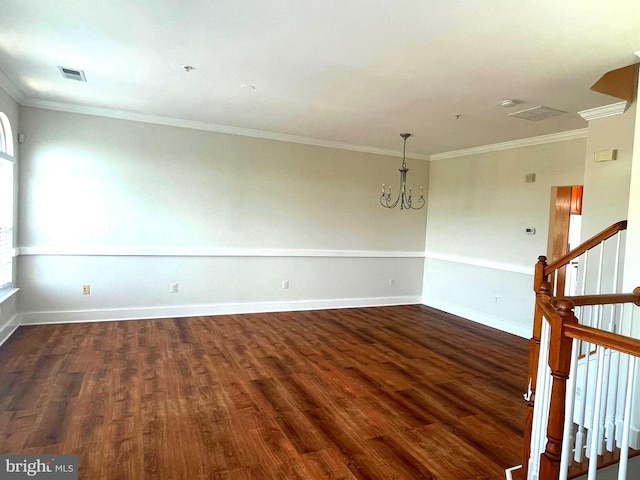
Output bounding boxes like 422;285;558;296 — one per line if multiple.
380;133;425;210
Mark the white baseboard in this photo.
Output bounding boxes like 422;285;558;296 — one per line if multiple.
504;465;521;480
631;427;640;450
422;297;531;338
17;296;422;325
0;314;19;347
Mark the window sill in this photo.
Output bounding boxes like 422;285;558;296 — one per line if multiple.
0;287;19;305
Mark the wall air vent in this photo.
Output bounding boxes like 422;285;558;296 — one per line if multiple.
509;105;566;121
58;66;87;82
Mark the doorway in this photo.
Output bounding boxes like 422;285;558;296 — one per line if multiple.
547;185;583;296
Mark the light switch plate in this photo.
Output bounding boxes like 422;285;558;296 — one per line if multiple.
594;149;617;162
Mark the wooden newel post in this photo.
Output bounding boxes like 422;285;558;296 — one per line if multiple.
539;298;577;480
522;260;549;479
633;286;640;306
534;256;549;294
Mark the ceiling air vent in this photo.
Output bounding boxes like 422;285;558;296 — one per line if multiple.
509;105;566;121
58;66;87;82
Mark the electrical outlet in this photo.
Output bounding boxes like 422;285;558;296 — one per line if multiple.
82;284;90;295
282;280;289;289
170;282;178;293
494;296;499;304
389;278;395;287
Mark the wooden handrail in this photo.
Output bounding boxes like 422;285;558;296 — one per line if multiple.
537;292;559;320
522;220;631;480
564;323;640;357
535;295;640;479
544;220;627;276
555;288;640;307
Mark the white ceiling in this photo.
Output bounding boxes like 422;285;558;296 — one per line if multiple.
0;0;638;156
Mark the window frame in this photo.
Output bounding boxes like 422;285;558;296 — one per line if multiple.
0;111;15;291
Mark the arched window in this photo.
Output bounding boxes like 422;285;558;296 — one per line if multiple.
0;112;14;158
0;112;14;289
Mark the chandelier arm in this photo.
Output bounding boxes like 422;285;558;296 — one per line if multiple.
408;195;425;210
387;191;401;209
380;184;402;209
380;194;393;208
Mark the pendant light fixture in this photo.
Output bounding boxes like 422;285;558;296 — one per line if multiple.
380;133;425;210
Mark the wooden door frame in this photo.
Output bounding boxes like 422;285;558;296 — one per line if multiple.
547;185;583;296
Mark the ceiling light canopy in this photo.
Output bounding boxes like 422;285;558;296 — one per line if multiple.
380;133;424;211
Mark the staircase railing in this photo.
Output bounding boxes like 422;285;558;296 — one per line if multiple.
516;220;639;480
544;220;627;298
525;285;640;480
522;220;627;477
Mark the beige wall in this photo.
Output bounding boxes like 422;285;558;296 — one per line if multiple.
8;91;634;340
576;103;637;296
423;138;587;336
581;102;636;240
623;84;640;332
425;139;587;265
19;108;429;251
16;106;429;322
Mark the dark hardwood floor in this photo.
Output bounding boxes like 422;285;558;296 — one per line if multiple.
0;305;529;479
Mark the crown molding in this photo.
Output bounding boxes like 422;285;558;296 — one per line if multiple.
577;101;628;121
20;98;431;161
430;129;587;161
0;69;25;103
11;94;591;163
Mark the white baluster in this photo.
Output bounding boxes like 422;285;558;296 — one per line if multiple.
605;349;619;452
611;233;622;295
540;319;553;455
528;317;551;479
602;238;620;453
595;241;605;295
618;356;637;480
587;346;606;479
615;304;632;447
579;250;589;298
596;348;611;455
559;338;580;480
574;321;592;462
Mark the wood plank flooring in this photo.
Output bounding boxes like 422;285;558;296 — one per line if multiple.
0;305;529;479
